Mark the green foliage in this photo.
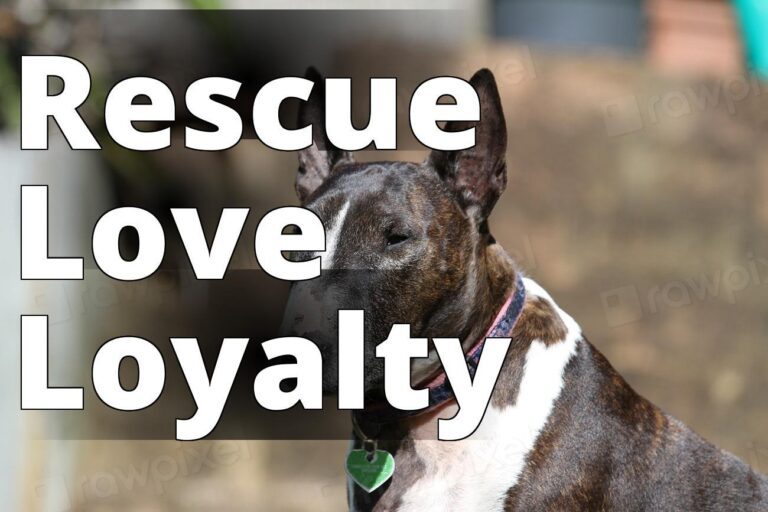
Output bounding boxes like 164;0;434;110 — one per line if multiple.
0;42;20;130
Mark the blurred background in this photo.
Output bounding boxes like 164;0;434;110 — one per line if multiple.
2;0;768;510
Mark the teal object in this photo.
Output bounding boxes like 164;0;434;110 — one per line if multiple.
734;0;768;79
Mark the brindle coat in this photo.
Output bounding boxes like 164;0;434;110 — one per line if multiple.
284;68;768;511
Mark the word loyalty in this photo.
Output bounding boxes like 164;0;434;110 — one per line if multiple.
21;312;511;441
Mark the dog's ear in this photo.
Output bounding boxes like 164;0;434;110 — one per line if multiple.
295;67;354;203
428;68;507;222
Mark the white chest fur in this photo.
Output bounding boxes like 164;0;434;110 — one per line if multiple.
350;278;582;512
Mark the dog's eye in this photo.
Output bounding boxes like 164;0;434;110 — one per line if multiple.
386;233;410;246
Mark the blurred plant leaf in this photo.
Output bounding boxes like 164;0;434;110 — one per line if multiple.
185;0;224;10
0;42;20;130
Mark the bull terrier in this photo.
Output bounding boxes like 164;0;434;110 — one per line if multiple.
282;67;768;511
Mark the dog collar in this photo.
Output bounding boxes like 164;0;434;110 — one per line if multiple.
357;272;527;425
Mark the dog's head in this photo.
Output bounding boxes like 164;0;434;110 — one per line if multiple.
281;68;508;394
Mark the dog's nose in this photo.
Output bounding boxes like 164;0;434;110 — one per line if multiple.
280;283;328;337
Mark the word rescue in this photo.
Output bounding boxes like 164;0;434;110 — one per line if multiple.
19;57;503;443
21;56;480;152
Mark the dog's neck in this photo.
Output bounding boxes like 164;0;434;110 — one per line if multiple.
459;240;519;348
350;258;585;511
408;242;520;435
407;238;520;389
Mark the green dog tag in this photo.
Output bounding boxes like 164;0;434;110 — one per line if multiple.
346;449;395;493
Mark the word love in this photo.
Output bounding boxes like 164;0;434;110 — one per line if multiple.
21;312;511;441
21;185;325;281
21;56;480;152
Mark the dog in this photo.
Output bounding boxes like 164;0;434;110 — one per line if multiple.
281;68;768;511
